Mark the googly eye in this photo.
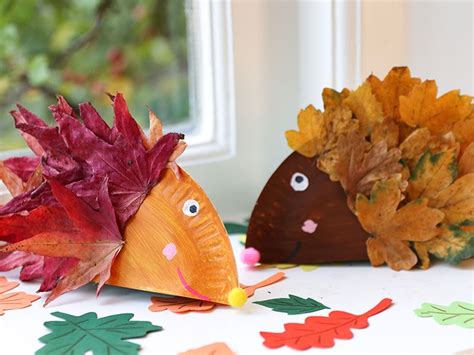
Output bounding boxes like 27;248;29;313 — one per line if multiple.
182;199;200;216
290;172;309;191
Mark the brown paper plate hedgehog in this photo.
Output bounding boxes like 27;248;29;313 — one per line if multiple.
245;67;474;271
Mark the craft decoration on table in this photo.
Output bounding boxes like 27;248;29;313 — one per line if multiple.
414;301;474;328
254;294;329;315
0;276;40;315
245;67;474;270
260;298;392;350
179;342;236;355
0;94;246;307
36;312;161;355
148;272;286;314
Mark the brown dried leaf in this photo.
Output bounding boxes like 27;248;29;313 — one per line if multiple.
399;80;472;135
334;131;403;210
371;118;400;149
356;178;444;270
343;82;384;135
367;67;421;120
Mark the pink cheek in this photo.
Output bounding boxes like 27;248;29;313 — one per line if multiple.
162;243;177;261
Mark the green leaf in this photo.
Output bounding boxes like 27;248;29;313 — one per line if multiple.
27;55;50;86
36;312;162;355
414;301;474;328
224;222;248;235
254;294;329;315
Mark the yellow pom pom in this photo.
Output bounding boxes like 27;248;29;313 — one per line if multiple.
228;287;247;308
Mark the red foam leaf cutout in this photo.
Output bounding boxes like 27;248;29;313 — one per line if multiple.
260;298;392;350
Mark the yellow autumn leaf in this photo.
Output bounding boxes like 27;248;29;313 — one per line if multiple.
371;118;400;149
459;142;474;176
367;67;421;120
399;80;472;135
285;105;327;157
356;177;444;270
343;82;384;135
322;87;350;110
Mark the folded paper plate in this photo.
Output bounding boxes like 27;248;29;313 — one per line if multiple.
245;67;474;271
0;94;245;307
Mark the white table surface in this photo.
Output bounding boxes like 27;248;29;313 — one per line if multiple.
1;236;473;355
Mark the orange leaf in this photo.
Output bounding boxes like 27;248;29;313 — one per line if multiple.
322;88;350;110
356;178;444;270
0;162;24;197
367;67;421;120
240;271;286;298
149;296;216;313
0;276;40;315
399;80;472;135
179;342;235;355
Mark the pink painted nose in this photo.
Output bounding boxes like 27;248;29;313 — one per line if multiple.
162;243;177;260
302;219;318;234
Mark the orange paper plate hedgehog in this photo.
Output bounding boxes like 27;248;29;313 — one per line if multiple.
245;67;474;271
0;94;245;306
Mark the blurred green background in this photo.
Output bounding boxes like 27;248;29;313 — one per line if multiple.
0;0;189;151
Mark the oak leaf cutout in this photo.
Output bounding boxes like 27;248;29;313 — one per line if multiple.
261;298;392;350
356;178;444;270
0;276;40;315
179;342;235;355
414;301;474;328
149;296;216;314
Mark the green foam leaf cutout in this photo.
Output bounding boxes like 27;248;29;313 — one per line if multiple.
254;294;329;315
414;301;474;328
36;312;162;355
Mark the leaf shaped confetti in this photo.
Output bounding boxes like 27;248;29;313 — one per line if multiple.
254;294;329;315
367;67;421;120
149;296;216;314
179;342;235;355
285;105;328;158
241;272;286;298
0;276;40;315
399;80;472;135
36;312;162;355
343;82;383;135
356;178;444;270
261;298;392;350
414;301;474;328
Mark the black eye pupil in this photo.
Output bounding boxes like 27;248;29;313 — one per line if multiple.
189;205;197;213
295;176;304;183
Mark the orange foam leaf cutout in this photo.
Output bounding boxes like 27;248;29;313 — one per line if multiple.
241;272;286;298
0;276;40;315
179;342;235;355
261;298;392;350
149;296;216;313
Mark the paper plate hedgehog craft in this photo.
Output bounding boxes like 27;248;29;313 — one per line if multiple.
245;67;474;271
0;94;246;307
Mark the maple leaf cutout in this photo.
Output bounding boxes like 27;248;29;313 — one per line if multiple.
149;296;216;313
0;179;123;305
399;80;472;135
261;298;392;350
367;67;421;120
334;131;403;211
0;276;40;315
356;178;444;270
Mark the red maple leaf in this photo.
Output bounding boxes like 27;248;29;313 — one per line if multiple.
260;298;392;350
0;178;123;305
